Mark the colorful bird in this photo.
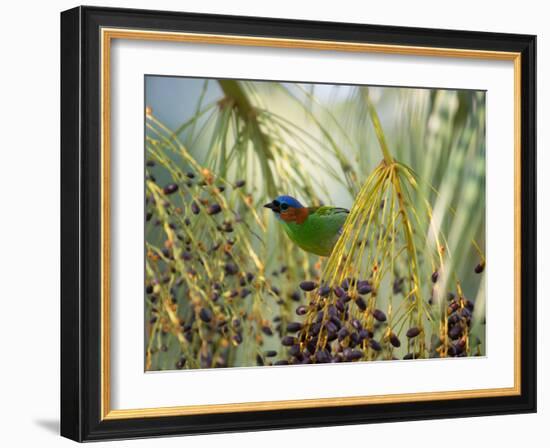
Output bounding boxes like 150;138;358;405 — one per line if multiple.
264;195;349;256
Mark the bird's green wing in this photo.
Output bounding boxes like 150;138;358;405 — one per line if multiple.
309;206;350;218
310;206;349;236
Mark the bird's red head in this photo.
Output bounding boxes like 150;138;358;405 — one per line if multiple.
264;195;309;224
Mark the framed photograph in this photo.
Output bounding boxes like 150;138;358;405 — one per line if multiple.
60;6;536;441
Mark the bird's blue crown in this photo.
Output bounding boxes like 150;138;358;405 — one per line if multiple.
274;195;303;209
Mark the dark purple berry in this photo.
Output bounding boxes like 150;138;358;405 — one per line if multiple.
355;297;367;311
224;263;238;276
315;349;330;363
337;327;349;341
315;310;324;323
199;307;213;323
191;201;200;214
288;345;301;357
281;336;296;346
175;357;186;369
390;332;401;348
368;339;382;351
348;333;359;347
310;322;322;335
406;327;421;338
341;278;350;291
296;305;307;316
475;262;485;274
306;339;317;353
290;291;301;302
163;184;178;195
449;324;462;340
326;321;338;334
448;313;459;325
286;322;302;332
207;203;222;215
357;281;372;295
345;349;363;361
448;301;459;313
456;337;467;349
299;281;317;292
359;329;371;340
330;315;342;329
372;309;387;322
232;332;243;344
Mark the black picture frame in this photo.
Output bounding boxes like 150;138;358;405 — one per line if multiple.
61;5;536;442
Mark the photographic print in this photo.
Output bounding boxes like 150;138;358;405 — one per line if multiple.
144;77;486;371
61;8;536;439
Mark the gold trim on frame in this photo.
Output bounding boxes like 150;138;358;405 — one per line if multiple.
101;28;112;421
100;28;522;420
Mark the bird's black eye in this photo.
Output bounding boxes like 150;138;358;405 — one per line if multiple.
281;203;289;211
273;200;280;207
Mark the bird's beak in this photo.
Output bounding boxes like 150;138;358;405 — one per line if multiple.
264;202;279;212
